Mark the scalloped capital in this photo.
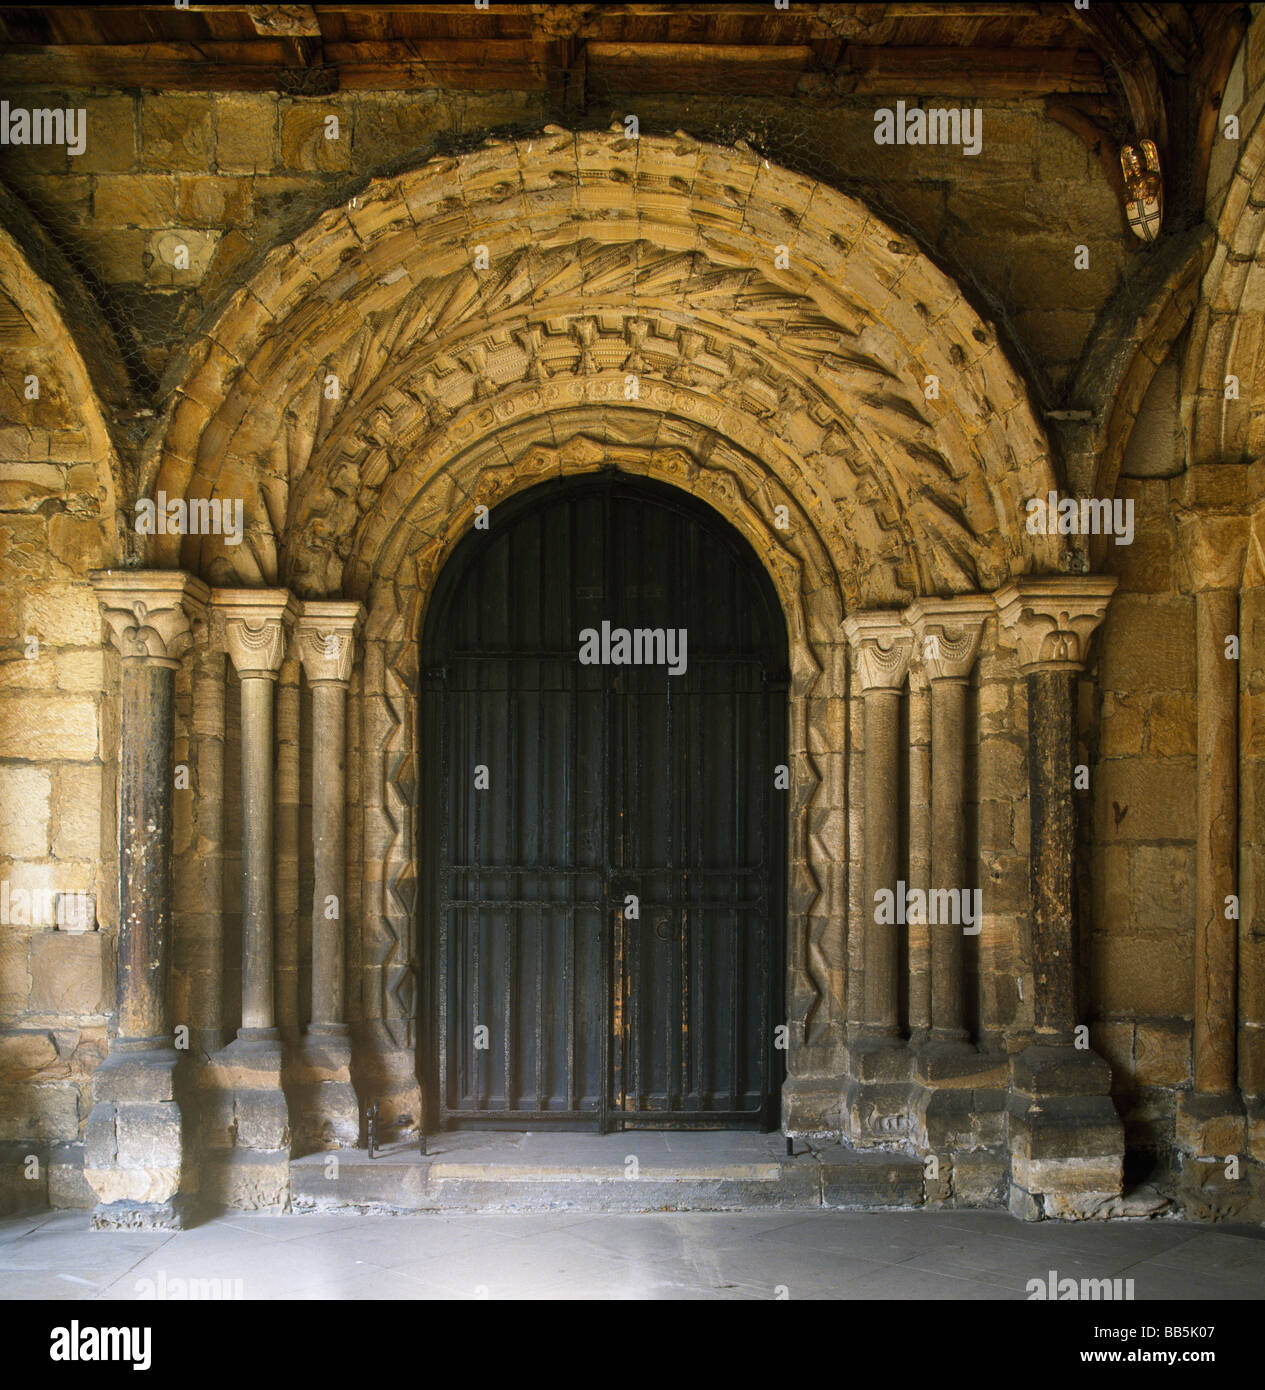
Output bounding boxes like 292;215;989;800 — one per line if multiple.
212;588;299;679
294;600;365;685
903;595;994;683
843;610;914;692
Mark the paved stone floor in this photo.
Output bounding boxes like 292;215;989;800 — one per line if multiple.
3;1206;1265;1300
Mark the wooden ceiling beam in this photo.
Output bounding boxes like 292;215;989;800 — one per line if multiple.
840;45;1107;95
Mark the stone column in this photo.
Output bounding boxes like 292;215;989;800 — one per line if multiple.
293;601;364;1147
201;589;296;1209
842;612;913;1141
190;642;226;1053
906;598;992;1047
84;570;208;1229
996;576;1123;1219
905;598;995;1156
906;668;932;1041
1173;468;1249;1172
218;593;294;1036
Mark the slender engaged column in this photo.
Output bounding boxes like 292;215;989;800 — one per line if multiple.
295;602;364;1033
215;591;296;1040
1173;471;1249;1159
906;668;932;1038
274;660;301;1033
906;597;991;1044
191;641;226;1051
844;613;913;1039
86;571;208;1226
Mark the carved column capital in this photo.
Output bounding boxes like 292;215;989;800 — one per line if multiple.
904;595;993;683
294;600;365;686
212;589;298;680
90;570;209;669
994;576;1117;674
843;611;913;692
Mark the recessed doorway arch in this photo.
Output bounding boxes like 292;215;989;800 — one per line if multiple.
419;470;789;1131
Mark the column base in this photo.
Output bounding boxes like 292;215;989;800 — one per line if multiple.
350;1024;423;1142
91;1194;199;1231
83;1049;196;1221
1006;1042;1124;1221
913;1040;1009;1152
1173;1092;1251;1220
196;1036;291;1210
1175;1090;1246;1158
291;1031;360;1150
844;1035;915;1146
781;1076;845;1136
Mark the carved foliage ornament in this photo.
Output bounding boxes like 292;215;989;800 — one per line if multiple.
92;573;209;669
994;577;1116;673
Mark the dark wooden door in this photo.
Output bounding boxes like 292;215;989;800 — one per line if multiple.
420;473;787;1131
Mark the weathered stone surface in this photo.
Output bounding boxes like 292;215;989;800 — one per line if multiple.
1;55;1262;1223
0;765;51;856
0;696;98;760
0;1081;79;1141
27;932;108;1016
93;175;177;227
141;96;215;170
0;1029;61;1078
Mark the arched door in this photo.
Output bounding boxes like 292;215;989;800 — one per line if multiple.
420;473;788;1131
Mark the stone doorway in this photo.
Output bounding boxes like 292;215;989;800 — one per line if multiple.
418;474;790;1133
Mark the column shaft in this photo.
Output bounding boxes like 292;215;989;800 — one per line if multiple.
907;676;932;1034
863;688;902;1034
1028;668;1076;1039
930;678;969;1039
311;680;348;1029
118;661;176;1043
240;674;278;1035
1194;588;1238;1094
191;646;225;1048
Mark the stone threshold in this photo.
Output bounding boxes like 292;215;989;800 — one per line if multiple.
289;1130;958;1214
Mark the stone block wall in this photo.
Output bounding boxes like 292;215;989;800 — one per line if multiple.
0;44;1261;1216
1084;370;1207;1172
0;86;1136;407
0;257;119;1209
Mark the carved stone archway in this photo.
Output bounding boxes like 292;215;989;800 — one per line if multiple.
86;131;1130;1223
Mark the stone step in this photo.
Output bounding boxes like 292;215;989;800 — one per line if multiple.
288;1132;934;1214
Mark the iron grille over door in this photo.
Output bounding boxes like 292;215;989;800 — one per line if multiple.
420;473;788;1131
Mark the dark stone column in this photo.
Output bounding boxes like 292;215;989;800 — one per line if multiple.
1028;667;1077;1040
997;576;1122;1220
84;571;208;1229
118;661;176;1043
